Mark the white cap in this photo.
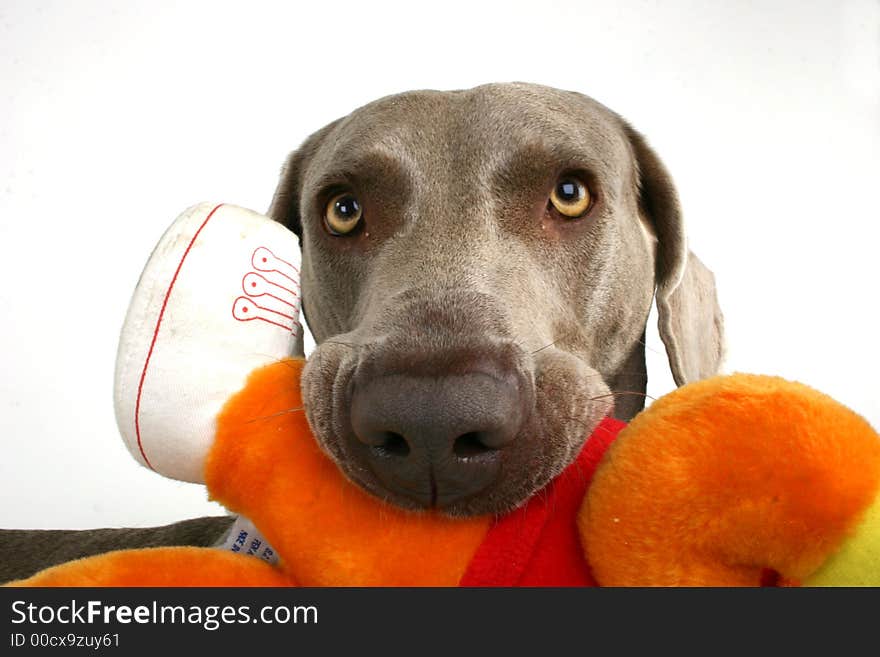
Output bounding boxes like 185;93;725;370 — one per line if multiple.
113;202;302;483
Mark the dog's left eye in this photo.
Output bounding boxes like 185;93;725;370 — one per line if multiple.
324;192;363;235
549;177;592;218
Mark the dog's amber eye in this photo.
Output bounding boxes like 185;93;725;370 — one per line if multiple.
549;177;592;218
325;192;363;235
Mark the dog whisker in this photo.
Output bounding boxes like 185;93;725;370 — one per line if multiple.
237;353;302;364
636;336;664;356
529;327;578;355
582;370;649;380
530;339;559;355
245;406;305;423
563;415;602;432
589;390;657;403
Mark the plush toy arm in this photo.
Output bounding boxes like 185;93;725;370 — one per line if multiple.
579;373;880;586
5;547;295;587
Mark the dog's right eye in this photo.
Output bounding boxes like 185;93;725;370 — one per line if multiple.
549;176;592;218
324;192;363;236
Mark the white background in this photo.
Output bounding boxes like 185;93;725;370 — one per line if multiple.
2;0;878;529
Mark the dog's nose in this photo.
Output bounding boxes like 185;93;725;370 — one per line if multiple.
350;371;527;509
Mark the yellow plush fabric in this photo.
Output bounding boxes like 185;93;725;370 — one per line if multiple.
803;492;880;586
579;373;880;586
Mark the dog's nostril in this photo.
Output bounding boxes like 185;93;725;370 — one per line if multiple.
453;432;496;458
371;432;411;458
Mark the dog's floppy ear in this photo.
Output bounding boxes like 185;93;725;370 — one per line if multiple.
268;120;342;354
624;123;725;386
267;149;306;240
268;119;343;240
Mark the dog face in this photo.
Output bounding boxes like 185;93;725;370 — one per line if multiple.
270;83;724;517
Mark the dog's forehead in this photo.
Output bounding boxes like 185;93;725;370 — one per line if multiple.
324;83;631;173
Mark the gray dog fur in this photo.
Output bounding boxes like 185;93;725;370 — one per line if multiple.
0;83;723;582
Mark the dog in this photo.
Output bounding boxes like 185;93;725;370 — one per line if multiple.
0;82;723;582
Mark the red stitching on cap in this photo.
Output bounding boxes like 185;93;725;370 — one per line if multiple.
134;203;225;470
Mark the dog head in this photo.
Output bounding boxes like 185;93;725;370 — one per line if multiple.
269;83;723;516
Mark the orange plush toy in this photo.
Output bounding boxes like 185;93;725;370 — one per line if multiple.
9;204;880;587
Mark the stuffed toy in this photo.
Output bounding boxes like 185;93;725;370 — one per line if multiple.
8;203;880;587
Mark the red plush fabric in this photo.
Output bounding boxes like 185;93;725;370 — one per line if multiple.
460;417;626;586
